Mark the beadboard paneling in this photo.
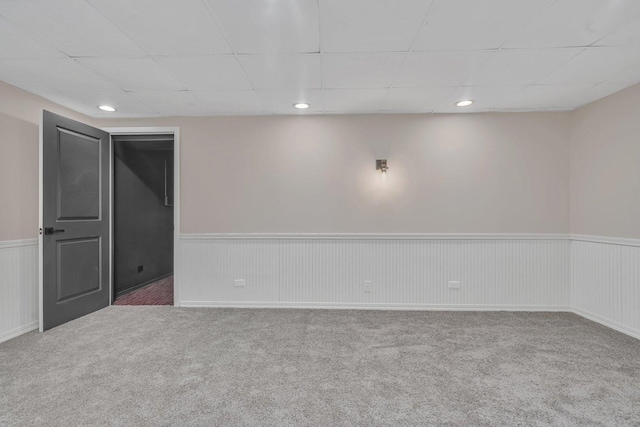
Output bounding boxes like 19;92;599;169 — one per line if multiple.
572;239;640;339
179;235;571;310
2;235;638;343
0;239;39;343
5;235;636;342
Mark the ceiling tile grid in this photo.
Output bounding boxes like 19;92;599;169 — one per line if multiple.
0;0;639;117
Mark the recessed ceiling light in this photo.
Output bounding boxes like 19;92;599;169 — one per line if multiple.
98;105;116;112
455;100;474;107
293;102;310;110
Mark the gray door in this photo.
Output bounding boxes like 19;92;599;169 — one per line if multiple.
42;110;110;331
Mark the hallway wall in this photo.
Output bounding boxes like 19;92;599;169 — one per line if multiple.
114;140;174;296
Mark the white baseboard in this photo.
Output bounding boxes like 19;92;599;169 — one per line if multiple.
180;301;572;312
572;308;640;341
181;233;571;240
0;321;38;344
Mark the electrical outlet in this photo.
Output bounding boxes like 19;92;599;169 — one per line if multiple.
234;279;246;287
448;281;460;289
364;280;372;292
137;265;143;273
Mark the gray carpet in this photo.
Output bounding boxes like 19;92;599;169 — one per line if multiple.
1;308;639;426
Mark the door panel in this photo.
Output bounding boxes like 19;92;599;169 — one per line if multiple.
42;110;110;331
57;128;101;220
56;237;101;302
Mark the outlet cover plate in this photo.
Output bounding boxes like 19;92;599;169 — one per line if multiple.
364;280;372;292
448;281;461;289
234;279;246;287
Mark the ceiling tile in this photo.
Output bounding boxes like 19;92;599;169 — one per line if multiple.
491;84;595;110
596;17;640;46
0;0;144;57
394;51;492;87
0;58;117;93
323;89;387;113
0;19;65;59
0;0;634;116
155;56;252;91
258;89;323;114
412;0;548;51
538;47;640;85
505;0;640;48
130;91;210;116
435;86;525;112
206;0;319;54
322;53;404;89
238;54;321;90
466;48;582;86
78;58;185;92
382;87;457;112
194;90;265;114
320;0;434;53
40;91;157;117
87;0;231;56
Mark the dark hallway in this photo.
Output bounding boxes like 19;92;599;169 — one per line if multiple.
113;134;174;304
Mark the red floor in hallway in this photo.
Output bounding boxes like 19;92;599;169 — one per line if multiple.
114;275;173;306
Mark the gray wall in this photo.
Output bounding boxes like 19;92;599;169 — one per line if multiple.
114;139;173;296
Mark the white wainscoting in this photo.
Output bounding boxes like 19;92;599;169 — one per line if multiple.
571;236;640;340
179;235;571;311
4;234;638;343
0;239;39;343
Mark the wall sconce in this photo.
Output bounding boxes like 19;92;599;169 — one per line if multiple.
376;159;388;173
376;159;388;183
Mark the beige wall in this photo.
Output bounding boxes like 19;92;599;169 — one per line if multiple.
0;113;39;240
0;81;94;240
0;80;574;239
97;113;571;234
570;83;640;240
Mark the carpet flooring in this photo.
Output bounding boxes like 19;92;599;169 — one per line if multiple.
1;308;639;426
114;275;173;306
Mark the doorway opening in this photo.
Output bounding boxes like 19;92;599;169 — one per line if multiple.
111;134;174;306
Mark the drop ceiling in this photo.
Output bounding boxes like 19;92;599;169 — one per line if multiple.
0;0;639;118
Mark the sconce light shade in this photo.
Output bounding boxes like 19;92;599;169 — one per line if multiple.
376;159;388;173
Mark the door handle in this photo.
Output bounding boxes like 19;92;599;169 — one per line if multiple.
44;227;65;235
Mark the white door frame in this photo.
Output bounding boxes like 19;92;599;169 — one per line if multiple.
38;112;44;332
103;127;181;308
